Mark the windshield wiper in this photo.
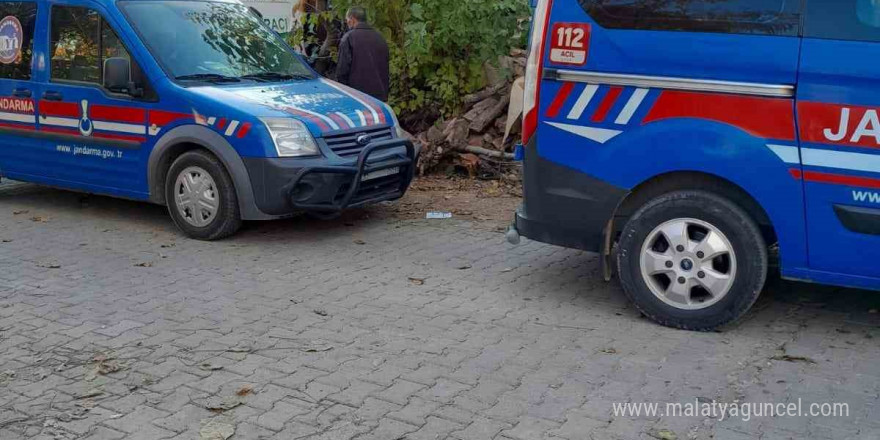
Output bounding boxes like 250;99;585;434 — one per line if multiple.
239;72;312;82
175;73;241;83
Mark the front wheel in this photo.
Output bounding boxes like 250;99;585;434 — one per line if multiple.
617;190;768;331
165;150;242;240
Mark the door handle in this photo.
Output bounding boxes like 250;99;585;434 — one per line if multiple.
42;91;63;101
12;88;31;98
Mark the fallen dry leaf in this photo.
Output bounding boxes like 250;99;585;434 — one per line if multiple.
30;216;48;223
134;262;153;268
353;239;366;245
408;277;425;286
235;385;253;397
313;309;328;317
85;354;125;381
457;153;481;177
12;210;28;215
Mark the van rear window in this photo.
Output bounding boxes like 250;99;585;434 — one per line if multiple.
579;0;801;36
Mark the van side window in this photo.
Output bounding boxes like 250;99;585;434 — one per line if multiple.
804;0;880;42
50;6;141;92
580;0;801;36
0;2;37;80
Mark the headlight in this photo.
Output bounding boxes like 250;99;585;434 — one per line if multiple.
261;118;320;157
387;106;406;139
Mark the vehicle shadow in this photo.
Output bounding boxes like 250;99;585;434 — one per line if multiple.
0;181;393;239
496;236;880;334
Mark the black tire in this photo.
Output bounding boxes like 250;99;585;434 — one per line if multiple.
165;150;242;240
616;190;768;331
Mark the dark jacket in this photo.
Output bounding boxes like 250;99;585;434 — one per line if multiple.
336;23;390;101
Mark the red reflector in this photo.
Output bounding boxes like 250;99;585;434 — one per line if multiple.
523;109;538;145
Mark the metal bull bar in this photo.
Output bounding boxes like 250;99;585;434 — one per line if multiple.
286;138;416;212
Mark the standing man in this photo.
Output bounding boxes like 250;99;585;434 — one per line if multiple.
336;6;390;101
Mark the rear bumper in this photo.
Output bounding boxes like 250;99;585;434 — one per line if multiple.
515;138;628;252
243;139;417;216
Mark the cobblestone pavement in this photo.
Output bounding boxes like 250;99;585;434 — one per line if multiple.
0;181;878;440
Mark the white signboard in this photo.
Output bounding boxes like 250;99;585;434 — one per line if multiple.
242;0;298;34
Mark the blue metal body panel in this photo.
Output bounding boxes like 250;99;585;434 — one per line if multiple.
550;1;802;84
796;38;880;280
0;0;398;213
526;0;880;290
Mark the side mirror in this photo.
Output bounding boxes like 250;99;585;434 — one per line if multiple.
103;57;142;97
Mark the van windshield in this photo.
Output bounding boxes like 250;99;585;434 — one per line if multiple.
120;1;314;82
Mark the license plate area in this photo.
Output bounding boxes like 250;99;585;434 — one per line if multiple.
362;167;399;182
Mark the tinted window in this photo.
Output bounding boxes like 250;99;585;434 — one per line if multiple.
0;2;37;80
50;6;139;88
805;0;880;42
580;0;801;36
51;7;100;83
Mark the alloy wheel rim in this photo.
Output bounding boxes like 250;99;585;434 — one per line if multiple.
174;166;219;227
639;218;737;310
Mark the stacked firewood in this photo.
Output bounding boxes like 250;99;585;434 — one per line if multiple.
412;50;526;180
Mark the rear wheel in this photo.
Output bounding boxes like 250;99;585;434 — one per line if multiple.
617;190;767;331
165;150;241;240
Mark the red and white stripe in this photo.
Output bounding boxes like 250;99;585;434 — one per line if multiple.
39;100;147;143
284;106;332;132
770;143;880;175
0;112;36;123
615;88;649;125
192;111;253;139
149;110;192;136
321;79;388;126
334;112;355;128
792;169;880;189
550;83;651;126
0;97;36;129
546;83;880;191
0;98;254;142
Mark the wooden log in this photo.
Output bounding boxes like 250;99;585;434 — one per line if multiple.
454;144;514;160
469;94;510;133
462;82;507;106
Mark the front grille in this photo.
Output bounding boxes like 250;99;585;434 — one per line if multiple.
335;173;404;206
324;126;394;158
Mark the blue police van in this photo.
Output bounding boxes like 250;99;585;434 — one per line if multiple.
0;0;414;240
512;0;880;330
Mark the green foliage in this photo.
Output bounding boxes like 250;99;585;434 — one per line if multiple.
293;0;530;117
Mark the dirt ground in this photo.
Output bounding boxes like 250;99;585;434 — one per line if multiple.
376;175;523;232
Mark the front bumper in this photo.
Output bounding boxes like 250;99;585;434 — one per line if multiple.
514;139;628;252
243;139;417;216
